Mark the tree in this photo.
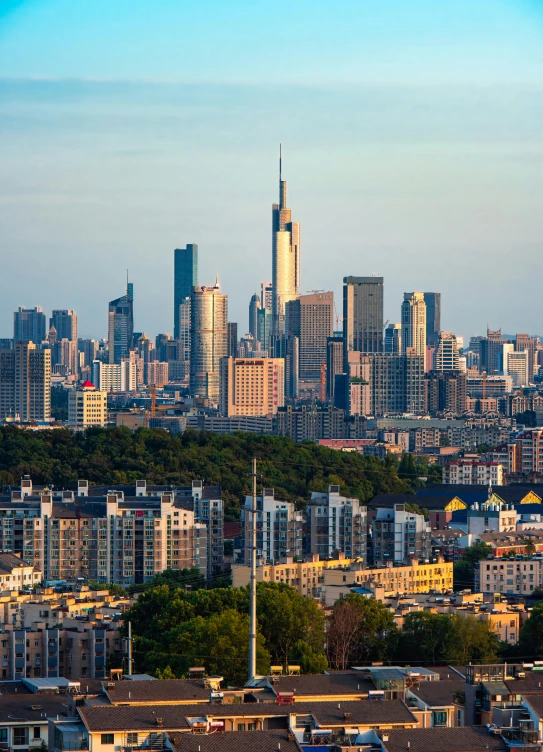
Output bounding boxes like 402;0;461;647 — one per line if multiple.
404;503;429;520
327;599;363;670
88;581;128;597
454;541;492;590
519;602;543;659
525;538;536;556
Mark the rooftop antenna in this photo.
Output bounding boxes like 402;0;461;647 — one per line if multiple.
279;143;282;182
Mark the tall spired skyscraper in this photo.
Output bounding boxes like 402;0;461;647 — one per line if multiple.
272;147;300;334
108;280;134;364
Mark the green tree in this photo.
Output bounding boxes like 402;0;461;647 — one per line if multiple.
525;538;536;556
453;541;492;591
519;602;543;659
88;581;128;597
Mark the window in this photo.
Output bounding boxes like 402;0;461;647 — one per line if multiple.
433;711;447;727
34;727;41;740
0;730;7;743
237;724;246;731
14;728;29;745
127;734;138;745
101;734;114;745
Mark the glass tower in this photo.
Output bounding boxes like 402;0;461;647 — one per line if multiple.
174;244;198;340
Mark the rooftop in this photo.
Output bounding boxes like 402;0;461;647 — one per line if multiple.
410;679;465;707
383;727;507;752
104;679;211;704
169;732;299;752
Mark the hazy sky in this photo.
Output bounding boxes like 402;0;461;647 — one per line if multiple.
1;0;543;342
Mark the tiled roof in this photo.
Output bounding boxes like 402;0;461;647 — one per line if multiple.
270;672;374;696
0;693;68;721
524;695;543;717
410;679;465;707
79;700;416;732
169;731;299;752
0;552;35;573
105;679;211;704
383;727;507;752
505;674;543;694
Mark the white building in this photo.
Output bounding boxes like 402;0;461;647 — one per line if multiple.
467;497;518;535
92;360;136;392
401;292;427;357
68;381;107;428
306;485;367;560
371;504;431;565
444;461;504;486
434;332;460;371
477;557;543;597
242;489;303;564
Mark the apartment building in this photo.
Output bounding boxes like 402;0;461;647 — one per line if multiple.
0;553;41;591
477;557;543;597
219;357;285;416
0;481;208;586
444;461;504;486
371;504;431;566
68;381;108;428
306;485;367;560
241;489;304;564
492;430;543;480
0;342;51;422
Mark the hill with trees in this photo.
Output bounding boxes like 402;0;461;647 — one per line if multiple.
0;426;438;519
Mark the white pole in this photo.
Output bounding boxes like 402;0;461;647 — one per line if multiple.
248;457;257;682
128;620;133;676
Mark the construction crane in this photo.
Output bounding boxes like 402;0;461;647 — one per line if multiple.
149;384;166;418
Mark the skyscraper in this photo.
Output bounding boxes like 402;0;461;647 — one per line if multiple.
401;292;427;357
50;310;78;374
343;277;384;366
14;307;46;344
0;342;51;422
384;323;402;354
249;294;261;341
108;281;134;364
423;292;441;347
190;283;228;404
272;148;300;334
261;281;273;311
434;332;460;371
286;291;333;382
174;244;198;340
227;322;238;358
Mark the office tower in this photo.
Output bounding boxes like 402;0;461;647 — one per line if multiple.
343;277;384;366
425;371;467;416
480;328;503;374
306;485;366;560
326;336;343;400
174;244;198;339
68;381;107;427
285;291;333;382
384;323;402;354
219;357;284;417
137;333;155;363
0;338;13;349
401;292;426;357
0;342;51;422
272;148;300;333
92;360;137;392
50;309;77;342
515;334;538;382
434;332;460;371
178;299;191;363
506;350;529;387
155;333;172;362
227;321;238;358
190;283;228;403
423;292;441;347
257;308;272;353
261;281;273;310
271;333;299;399
242;489;304;564
108;281;134;364
13;307;46;344
249;294;261;341
78;338;99;369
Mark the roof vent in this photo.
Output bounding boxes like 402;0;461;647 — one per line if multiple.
155;717;163;727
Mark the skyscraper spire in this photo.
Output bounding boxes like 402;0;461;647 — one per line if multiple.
279;143;282;182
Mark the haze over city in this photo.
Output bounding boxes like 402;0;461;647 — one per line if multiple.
2;0;543;339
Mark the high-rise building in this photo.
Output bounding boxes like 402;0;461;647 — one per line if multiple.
68;381;107;427
174;244;198;340
326;336;343;400
434;332;460;371
257;308;272;353
227;322;238;358
306;485;366;560
219;357;284;417
0;342;51;422
155;333;172;362
190;283;228;403
78;339;99;370
108;282;134;364
92;360;136;393
271;333;299;399
343;277;384;366
401;292;426;357
242;489;304;564
14;307;46;344
515;334;538;382
384;323;402;354
480;328;503;374
286;291;333;382
425;371;467;416
50;309;77;342
249;294;261;342
423;292;441;347
261;281;273;310
368;352;425;416
506;350;529;387
371;504;431;566
272;149;300;333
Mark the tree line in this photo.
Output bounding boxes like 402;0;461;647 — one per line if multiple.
0;426;438;519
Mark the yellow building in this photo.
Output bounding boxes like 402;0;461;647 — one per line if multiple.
68;381;107;427
219;357;284;416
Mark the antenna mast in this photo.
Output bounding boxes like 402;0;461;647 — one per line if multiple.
248;457;258;681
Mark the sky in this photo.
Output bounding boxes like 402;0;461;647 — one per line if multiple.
1;0;543;341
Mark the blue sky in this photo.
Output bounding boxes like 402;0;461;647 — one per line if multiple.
1;0;543;339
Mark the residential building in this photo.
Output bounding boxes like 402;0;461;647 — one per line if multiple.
385;323;402;354
0;342;51;422
491;429;543;479
171;481;224;578
371;504;431;566
286;291;333;382
425;371;467;416
466;374;512;398
467;497;518;535
92;360;136;392
368;352;425;416
146;361;169;386
174;244;198;340
444;461;504;486
423;292;441;347
477;557;543;597
190;283;228;404
14;307;46;344
401;293;426;358
334;352;371;417
434;332;460;371
219;357;284;417
480;328;504;375
108;281;134;364
242;489;304;564
343;276;384;362
0;552;41;592
506;350;529;387
68;382;107;428
306;485;366;560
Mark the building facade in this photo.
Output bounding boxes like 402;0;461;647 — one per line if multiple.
272;151;300;334
242;489;304;565
190;284;228;404
371;504;431;566
0;342;51;422
401;293;426;357
14;307;46;344
174;244;198;340
286;291;333;382
219;357;285;417
108;282;134;364
343;276;384;362
306;485;366;560
68;382;107;428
